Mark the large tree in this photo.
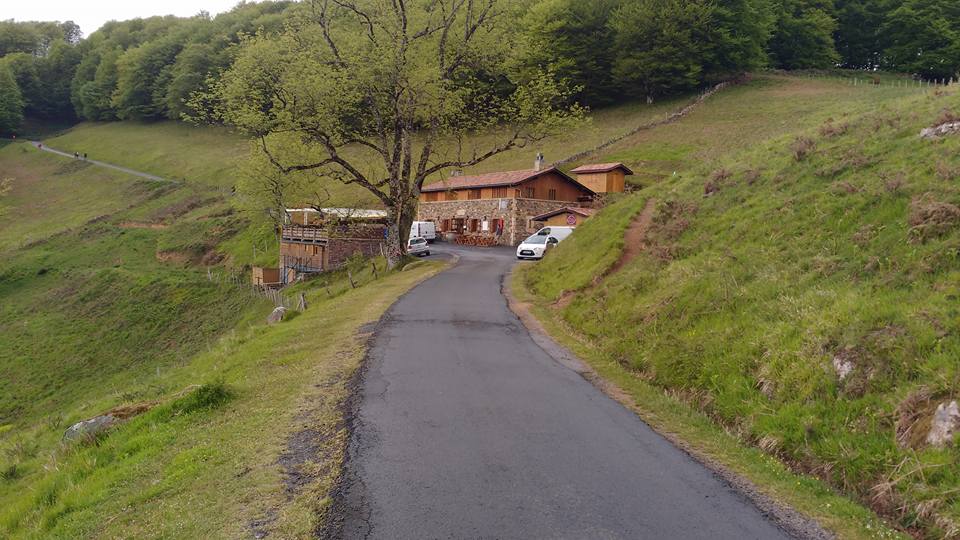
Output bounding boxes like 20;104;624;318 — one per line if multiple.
882;0;960;81
209;0;581;267
610;0;716;99
768;0;839;69
515;0;620;106
0;64;24;135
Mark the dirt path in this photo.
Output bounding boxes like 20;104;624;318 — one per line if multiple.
607;197;657;275
28;141;179;184
553;198;658;309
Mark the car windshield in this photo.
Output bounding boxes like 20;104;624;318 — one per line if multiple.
410;238;425;244
523;235;548;245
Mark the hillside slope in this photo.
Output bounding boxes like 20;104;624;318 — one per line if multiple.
0;137;446;537
523;83;960;537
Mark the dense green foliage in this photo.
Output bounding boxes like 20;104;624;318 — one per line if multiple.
526;78;960;537
0;65;23;134
2;0;960;133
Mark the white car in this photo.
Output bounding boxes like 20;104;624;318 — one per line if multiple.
516;226;574;260
407;236;430;257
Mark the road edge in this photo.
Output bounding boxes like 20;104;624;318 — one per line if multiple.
501;268;834;540
318;253;459;539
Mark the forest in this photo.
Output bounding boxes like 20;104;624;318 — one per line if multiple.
0;0;959;135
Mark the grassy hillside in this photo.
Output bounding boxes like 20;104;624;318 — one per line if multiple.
567;73;923;185
0;144;166;251
0;72;934;537
0;131;446;537
522;82;960;537
0;257;443;538
46;122;248;188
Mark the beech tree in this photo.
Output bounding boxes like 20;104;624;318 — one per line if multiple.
0;64;24;135
208;0;582;267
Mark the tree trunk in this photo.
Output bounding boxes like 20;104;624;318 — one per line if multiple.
384;222;405;269
384;201;416;269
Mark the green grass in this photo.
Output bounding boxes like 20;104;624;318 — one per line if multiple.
588;73;921;182
0;143;168;252
1;71;942;538
46;121;249;188
523;80;960;537
511;272;905;540
0;118;448;538
0;257;444;538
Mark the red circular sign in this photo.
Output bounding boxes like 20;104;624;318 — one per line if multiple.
566;213;577;225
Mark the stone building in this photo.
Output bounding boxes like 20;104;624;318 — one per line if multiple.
279;208;387;283
417;157;631;245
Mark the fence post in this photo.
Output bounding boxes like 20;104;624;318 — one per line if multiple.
297;293;307;312
347;270;356;289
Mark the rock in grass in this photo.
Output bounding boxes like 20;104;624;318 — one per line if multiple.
920;121;960;140
832;354;854;381
267;306;287;324
926;401;960;448
63;414;117;442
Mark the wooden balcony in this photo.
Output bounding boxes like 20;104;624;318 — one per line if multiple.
281;225;328;244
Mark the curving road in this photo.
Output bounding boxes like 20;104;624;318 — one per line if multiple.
336;244;793;539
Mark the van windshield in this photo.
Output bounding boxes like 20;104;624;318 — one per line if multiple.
523;235;548;245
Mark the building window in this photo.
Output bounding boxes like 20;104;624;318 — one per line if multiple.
445;191;459;201
469;218;479;232
468;189;481;200
442;219;451;231
492;187;508;198
523;187;535;198
548;188;557;200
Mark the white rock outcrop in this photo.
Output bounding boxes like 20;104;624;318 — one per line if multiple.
267;306;287;324
63;415;117;442
926;401;960;447
920;122;960;140
832;354;854;381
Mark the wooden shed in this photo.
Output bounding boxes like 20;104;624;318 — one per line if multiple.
570;163;634;193
252;267;282;288
531;207;596;227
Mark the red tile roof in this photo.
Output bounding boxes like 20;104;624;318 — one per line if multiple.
570;162;634;175
532;207;597;221
421;166;593;193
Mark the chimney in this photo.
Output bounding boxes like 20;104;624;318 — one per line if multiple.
452;169;463;177
534;152;544;172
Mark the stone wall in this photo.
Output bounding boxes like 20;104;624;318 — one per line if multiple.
418;198;572;245
326;223;386;268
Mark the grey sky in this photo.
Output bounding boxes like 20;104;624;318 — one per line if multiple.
4;0;245;37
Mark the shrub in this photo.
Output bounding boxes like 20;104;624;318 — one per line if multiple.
791;137;815;161
908;193;960;242
171;380;232;414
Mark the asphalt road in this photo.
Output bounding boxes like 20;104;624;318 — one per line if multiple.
338;244;792;539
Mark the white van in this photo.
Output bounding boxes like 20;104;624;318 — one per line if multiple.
410;221;437;242
516;226;575;260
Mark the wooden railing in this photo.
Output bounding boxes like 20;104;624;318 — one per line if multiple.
281;225;326;243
